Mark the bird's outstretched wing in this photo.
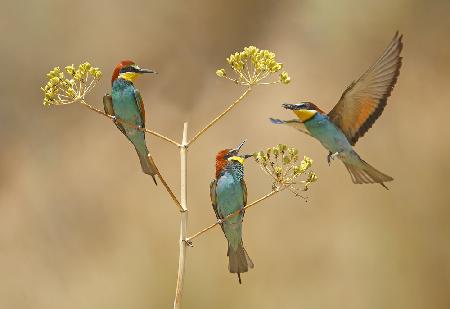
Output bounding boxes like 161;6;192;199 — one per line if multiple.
133;89;146;128
328;32;403;145
103;93;126;135
270;118;311;136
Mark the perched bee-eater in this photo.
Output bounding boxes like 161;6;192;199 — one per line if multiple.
103;60;158;184
271;32;403;189
210;141;254;284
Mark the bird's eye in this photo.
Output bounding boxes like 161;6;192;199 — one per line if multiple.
301;103;310;110
120;66;138;73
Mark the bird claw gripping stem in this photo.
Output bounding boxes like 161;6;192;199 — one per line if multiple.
327;152;339;165
183;239;194;247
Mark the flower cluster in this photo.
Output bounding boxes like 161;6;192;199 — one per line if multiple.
216;46;290;86
254;144;317;194
41;62;102;106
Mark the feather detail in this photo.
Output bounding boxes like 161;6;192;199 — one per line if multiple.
328;32;403;145
270;118;311;136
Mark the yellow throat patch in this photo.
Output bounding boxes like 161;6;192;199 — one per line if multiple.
228;156;245;164
293;109;317;122
119;72;139;82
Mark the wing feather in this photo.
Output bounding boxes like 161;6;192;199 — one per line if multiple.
270;118;311;136
210;180;220;220
210;179;226;233
103;93;127;136
133;89;146;128
328;32;403;145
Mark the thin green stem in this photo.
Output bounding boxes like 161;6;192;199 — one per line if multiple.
188;87;252;146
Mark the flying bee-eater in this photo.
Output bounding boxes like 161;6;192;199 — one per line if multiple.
210;140;254;284
271;32;403;189
103;60;158;184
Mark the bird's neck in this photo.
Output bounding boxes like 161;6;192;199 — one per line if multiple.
225;163;244;181
112;77;135;90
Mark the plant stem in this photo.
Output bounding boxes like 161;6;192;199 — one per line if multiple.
79;100;181;147
187;87;252;146
185;189;279;244
149;154;183;211
174;123;189;309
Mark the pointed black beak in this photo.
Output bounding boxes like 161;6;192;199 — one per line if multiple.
138;68;157;74
229;140;246;156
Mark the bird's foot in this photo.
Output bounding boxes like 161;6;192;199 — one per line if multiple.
216;218;223;225
327;152;339;165
111;115;118;124
183;239;194;247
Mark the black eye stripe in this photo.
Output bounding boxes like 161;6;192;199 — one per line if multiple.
119;66;139;73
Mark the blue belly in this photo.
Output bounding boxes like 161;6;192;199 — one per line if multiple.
216;173;244;250
304;114;353;153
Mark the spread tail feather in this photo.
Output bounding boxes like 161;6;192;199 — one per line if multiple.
136;147;158;185
343;155;393;190
228;243;254;284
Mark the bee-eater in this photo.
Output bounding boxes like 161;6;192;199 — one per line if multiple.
271;32;403;189
103;60;158;184
210;141;254;284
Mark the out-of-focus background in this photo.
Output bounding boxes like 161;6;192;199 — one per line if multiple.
1;0;449;308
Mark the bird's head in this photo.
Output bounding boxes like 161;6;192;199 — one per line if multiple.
282;102;324;122
111;60;155;85
215;140;248;178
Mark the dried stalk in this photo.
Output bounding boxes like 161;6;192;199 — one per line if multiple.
174;123;189;309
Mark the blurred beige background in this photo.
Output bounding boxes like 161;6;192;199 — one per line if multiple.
1;0;449;308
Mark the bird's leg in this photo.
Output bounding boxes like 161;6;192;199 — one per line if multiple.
327;151;339;165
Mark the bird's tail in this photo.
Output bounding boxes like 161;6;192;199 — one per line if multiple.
228;242;254;284
135;146;158;185
342;152;393;190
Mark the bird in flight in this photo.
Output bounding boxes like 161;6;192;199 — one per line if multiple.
271;32;403;189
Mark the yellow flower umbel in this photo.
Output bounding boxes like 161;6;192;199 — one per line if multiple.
216;46;290;86
254;144;317;195
41;62;102;106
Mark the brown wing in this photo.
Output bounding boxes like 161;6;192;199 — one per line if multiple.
328;32;403;145
241;179;247;207
103;93;127;136
102;93;115;116
210;179;226;233
134;89;146;128
241;179;247;218
210;179;220;220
